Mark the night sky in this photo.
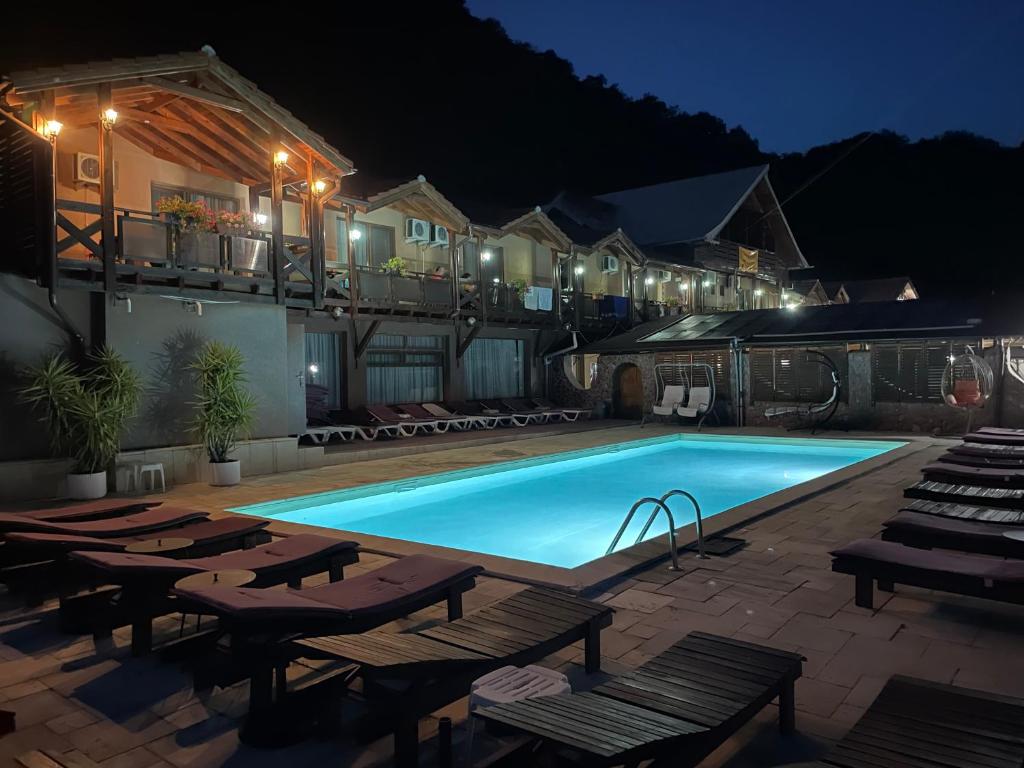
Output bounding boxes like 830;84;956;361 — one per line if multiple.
467;0;1024;153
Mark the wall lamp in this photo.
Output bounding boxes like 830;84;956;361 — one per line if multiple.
101;108;118;129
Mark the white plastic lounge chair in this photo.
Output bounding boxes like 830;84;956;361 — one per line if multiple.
652;385;686;416
420;403;477;430
677;386;711;419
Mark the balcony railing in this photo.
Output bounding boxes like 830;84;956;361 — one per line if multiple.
356;267;453;312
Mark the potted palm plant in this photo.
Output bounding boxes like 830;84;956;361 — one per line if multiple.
190;341;257;486
20;348;141;499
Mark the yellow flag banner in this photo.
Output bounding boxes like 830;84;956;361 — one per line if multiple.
738;246;759;274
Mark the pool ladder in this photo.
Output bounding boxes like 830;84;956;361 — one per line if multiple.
606;489;708;571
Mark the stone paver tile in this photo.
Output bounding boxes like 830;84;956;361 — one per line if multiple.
604;588;674;613
6;689;83;729
99;746;173;768
47;708;101;735
795;677;850;718
0;679;48;700
655;574;730;602
817;633;930;688
0;724;73;767
66;713;178;762
772;614;852;655
843;675;889;708
160;702;211;730
832;703;867;727
623;622;661;640
774;586;852;618
599;629;646;660
737;624;777;640
610;609;645;632
824;608;905;640
666;594;741;617
721;600;796;630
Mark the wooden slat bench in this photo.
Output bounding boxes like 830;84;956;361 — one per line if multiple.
953;441;1024;459
814;675;1024;768
257;586;613;766
901;498;1024;525
904;480;1024;510
477;631;803;767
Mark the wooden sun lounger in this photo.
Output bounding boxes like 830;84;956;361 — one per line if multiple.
797;675;1024;768
963;429;1024;446
0;498;160;529
882;510;1024;557
937;452;1024;469
477;631;803;768
285;585;613;766
904;480;1024;509
900;497;1024;525
832;538;1024;609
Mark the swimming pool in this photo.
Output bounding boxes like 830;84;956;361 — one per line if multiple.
234;434;904;568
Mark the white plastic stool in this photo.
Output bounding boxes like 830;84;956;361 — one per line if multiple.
139;463;166;493
115;462;142;494
465;665;570;764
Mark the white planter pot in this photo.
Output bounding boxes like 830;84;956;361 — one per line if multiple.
210;460;241;487
67;471;108;500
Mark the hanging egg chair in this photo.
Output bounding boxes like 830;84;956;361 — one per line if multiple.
941;349;994;409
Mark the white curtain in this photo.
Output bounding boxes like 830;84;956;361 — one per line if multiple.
305;332;342;408
463;338;524;399
366;334;444;404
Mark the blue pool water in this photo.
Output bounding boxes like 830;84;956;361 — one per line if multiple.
234;435;904;568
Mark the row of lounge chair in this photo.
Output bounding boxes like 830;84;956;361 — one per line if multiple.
832;425;1024;610
7;492;1024;765
304;398;590;444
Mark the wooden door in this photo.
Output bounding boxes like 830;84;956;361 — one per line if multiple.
614;364;644;419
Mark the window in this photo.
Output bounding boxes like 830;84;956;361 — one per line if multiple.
366;334;445;404
151;183;239;214
335;220;396;268
656;350;730;393
871;341;975;403
462;338;524;399
750;347;848;403
463;242;504;285
305;332;343;410
564;353;599;390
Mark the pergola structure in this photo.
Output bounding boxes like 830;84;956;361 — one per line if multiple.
0;50;354;309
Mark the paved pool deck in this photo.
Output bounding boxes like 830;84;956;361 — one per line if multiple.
1;425;1023;767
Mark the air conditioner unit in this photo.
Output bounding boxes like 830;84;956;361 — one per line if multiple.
430;224;449;248
405;217;430;243
599;255;619;274
74;152;101;184
655;269;672;283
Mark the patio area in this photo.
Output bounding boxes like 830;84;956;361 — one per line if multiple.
1;427;1023;767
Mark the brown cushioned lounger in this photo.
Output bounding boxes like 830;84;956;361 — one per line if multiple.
963;429;1024;446
69;534;359;655
175;554;482;634
904;480;1024;509
882;510;1024;557
0;506;206;537
952;441;1024;458
477;631;803;768
797;674;1024;768
831;538;1024;609
938;452;1024;469
923;461;1024;488
0;498;160;529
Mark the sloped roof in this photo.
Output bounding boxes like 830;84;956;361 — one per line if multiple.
828;277;917;303
3;50;354;179
579;297;1011;354
594;165;770;246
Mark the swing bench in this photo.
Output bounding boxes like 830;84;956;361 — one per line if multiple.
763;350;841;434
644;362;716;430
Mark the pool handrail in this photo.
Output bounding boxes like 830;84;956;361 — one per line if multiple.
606;497;681;571
641;490;708;561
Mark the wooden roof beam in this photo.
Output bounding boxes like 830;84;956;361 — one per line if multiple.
144;123;262;184
167;101;269;172
146;77;246;113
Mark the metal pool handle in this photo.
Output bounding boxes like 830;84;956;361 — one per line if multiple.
606;497;681;571
637;490;707;561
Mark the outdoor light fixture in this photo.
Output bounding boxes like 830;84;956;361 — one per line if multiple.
481;249;493;262
702;279;712;287
679;282;688;291
41;119;62;138
786;302;798;310
754;288;764;296
308;363;320;374
645;276;654;285
574;264;584;275
101;108;118;129
492;277;500;283
273;150;289;166
254;213;268;226
313;179;327;194
349;228;362;241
